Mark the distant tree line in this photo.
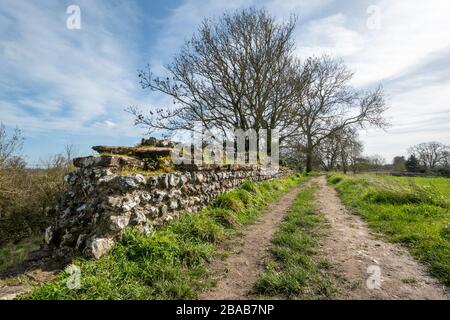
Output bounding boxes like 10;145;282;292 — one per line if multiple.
398;142;450;175
371;141;450;176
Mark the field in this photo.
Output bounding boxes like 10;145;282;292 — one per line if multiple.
327;173;450;286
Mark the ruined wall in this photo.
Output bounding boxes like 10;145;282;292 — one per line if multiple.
45;154;289;259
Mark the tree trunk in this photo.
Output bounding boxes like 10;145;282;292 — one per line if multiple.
342;156;348;174
306;154;312;173
306;147;313;173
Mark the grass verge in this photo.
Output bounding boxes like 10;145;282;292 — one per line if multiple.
24;174;307;300
327;173;450;286
253;186;337;299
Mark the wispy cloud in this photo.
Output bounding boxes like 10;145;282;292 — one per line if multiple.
0;0;148;137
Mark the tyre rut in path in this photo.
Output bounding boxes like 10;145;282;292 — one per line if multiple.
198;186;304;300
313;176;448;300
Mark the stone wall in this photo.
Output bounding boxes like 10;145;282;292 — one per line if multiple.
45;153;290;259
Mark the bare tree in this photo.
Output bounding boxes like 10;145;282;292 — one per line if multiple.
314;127;363;173
64;144;79;166
291;55;389;172
0;123;25;168
367;154;386;170
127;8;306;144
280;135;307;170
315;130;343;171
408;142;450;170
337;128;363;174
347;141;364;173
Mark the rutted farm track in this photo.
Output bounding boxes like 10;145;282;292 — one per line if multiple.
199;186;304;299
313;176;448;300
199;176;448;300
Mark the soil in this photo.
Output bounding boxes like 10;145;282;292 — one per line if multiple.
0;247;69;300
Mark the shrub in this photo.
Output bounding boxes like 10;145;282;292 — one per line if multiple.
0;164;70;245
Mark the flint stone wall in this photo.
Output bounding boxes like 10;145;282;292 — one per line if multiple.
45;155;290;259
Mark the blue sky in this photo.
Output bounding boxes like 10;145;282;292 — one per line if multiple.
1;0;449;166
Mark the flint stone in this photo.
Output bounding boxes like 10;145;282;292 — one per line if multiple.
61;230;76;246
44;226;53;244
140;191;152;202
169;189;182;198
159;174;169;188
110;215;130;231
168;174;180;187
119;174;146;189
153;190;167;203
97;174;115;184
142;224;153;235
76;204;87;212
76;234;87;250
104;196;122;210
169;200;178;210
73;156;95;168
179;174;189;185
160;205;168;216
132;211;147;224
195;173;204;183
145;206;159;218
122;196;140;211
147;176;158;188
90;238;115;259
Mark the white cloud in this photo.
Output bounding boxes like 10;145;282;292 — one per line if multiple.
296;13;364;59
293;0;450;86
0;0;147;137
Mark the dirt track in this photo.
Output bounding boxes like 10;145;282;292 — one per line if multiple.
200;176;448;300
313;176;448;300
199;186;303;299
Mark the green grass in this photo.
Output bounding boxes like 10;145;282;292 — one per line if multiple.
253;187;337;299
0;236;42;273
327;173;450;286
25;174;307;300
